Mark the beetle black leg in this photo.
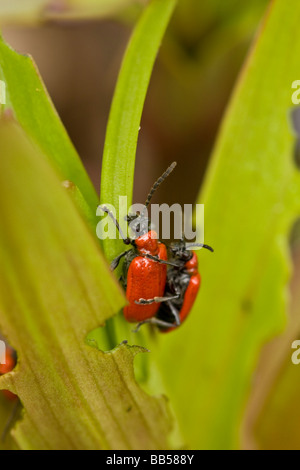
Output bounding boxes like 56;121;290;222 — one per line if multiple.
165;300;181;326
132;317;178;333
134;294;179;305
110;250;131;271
143;253;180;268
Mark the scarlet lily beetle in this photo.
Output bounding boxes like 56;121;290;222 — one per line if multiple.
134;239;214;332
0;346;18;402
99;162;179;324
0;344;21;442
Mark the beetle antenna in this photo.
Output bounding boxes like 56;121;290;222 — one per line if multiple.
144;162;177;209
99;205;131;245
186;243;214;252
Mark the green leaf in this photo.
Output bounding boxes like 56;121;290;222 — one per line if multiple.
96;0;179;396
253;343;300;450
153;0;300;450
0;34;98;213
0;118;172;450
242;241;300;450
100;0;178;262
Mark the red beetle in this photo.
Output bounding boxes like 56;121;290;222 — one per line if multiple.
122;230;168;322
0;344;20;442
0;346;17;401
100;162;179;324
134;239;213;332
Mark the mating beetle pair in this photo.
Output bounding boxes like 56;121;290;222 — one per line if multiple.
100;162;213;333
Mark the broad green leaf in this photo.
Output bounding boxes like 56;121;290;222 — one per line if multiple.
100;0;178;262
0;34;98;214
253;347;300;450
0;0;141;24
0;118;172;450
242;243;300;450
153;0;300;450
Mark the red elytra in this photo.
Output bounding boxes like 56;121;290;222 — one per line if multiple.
0;348;18;401
124;231;168;322
139;240;213;333
163;251;200;332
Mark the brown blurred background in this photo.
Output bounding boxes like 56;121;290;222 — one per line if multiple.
2;0;269;208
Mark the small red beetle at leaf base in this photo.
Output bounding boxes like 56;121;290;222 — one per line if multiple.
0;346;18;401
121;230;170;323
134;238;214;332
0;344;21;442
99;162;179;325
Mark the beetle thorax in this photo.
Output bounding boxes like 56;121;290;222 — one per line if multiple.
135;230;159;255
185;251;198;275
